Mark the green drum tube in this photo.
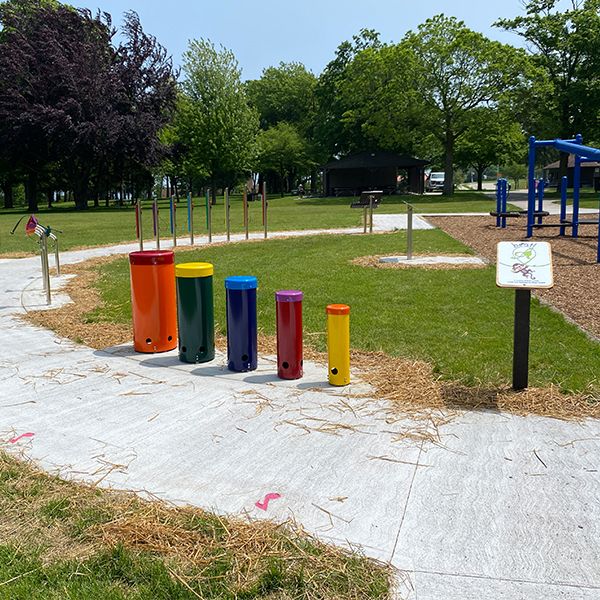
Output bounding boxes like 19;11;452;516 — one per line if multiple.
175;262;215;363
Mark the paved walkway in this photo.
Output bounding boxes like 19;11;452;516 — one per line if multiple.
1;221;599;599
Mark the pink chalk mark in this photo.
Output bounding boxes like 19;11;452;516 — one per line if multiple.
8;432;35;444
255;492;281;511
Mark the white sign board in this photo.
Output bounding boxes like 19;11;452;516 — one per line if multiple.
496;241;554;289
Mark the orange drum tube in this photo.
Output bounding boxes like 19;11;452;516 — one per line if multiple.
129;250;177;353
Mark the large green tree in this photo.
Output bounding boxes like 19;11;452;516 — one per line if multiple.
256;123;312;195
246;62;316;133
177;39;258;203
496;0;600;175
455;108;526;190
402;15;531;195
314;29;382;157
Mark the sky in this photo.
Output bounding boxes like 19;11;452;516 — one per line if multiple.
74;0;533;80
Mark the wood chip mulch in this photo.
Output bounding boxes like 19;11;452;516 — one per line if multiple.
428;215;600;340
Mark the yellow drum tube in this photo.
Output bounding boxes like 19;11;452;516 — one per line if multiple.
326;304;350;386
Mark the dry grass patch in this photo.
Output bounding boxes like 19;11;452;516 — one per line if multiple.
0;450;391;598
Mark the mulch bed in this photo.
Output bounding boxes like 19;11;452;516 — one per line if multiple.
429;215;600;340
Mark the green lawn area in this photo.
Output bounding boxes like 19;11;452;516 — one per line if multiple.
0;452;389;599
541;188;600;208
90;230;600;393
0;191;514;255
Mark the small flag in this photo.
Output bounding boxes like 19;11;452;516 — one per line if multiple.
25;215;39;235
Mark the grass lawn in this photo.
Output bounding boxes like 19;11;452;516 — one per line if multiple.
0;191;516;256
540;189;600;209
0;451;389;599
89;230;600;393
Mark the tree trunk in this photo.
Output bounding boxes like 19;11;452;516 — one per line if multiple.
47;190;53;209
25;172;38;212
476;165;484;192
442;134;455;196
558;152;569;189
73;180;89;210
1;179;13;209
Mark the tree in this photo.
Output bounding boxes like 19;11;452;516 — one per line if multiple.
257;123;312;195
455;108;526;190
502;162;528;189
402;15;532;195
496;0;600;178
177;39;259;204
246;62;317;132
314;29;382;158
0;2;176;210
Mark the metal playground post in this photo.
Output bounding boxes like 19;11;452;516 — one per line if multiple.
225;187;231;242
170;196;177;247
262;182;268;239
153;200;160;249
135;200;144;251
206;189;212;243
187;192;194;245
404;201;414;260
243;189;249;240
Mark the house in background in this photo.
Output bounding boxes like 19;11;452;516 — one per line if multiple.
543;156;600;190
322;151;429;196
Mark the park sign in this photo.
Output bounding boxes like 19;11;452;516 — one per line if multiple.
496;241;554;289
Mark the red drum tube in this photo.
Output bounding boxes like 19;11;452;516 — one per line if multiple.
275;290;303;379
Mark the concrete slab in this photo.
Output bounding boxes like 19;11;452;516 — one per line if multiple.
1;228;600;598
379;255;486;266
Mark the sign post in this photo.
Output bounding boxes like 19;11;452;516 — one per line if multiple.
496;241;554;390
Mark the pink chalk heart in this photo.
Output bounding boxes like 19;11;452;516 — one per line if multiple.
8;432;35;444
255;493;281;511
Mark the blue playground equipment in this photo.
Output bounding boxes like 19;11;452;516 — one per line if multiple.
491;178;550;227
526;134;600;263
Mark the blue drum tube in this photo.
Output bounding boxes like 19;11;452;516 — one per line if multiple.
225;276;258;372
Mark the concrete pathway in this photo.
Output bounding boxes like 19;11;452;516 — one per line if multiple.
1;224;599;600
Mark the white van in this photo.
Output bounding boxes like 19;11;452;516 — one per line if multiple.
426;172;445;192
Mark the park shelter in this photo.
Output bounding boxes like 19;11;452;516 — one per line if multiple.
543;156;600;189
322;151;429;196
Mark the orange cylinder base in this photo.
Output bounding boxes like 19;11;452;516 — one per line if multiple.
129;251;177;353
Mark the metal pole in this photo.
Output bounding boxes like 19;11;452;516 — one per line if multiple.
369;194;374;234
263;181;267;239
243;189;249;240
363;207;367;233
512;289;531;391
225;187;230;242
501;179;508;229
41;234;51;305
54;237;60;276
137;200;144;251
407;203;413;260
527;136;536;238
172;196;177;247
188;192;194;245
572;133;583;238
536;179;544;225
206;189;212;243
495;180;501;228
153;200;160;250
559;176;568;236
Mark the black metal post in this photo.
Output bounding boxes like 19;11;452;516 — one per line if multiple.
512;289;531;390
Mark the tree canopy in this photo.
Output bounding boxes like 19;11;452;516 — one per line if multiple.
0;0;176;210
175;39;259;203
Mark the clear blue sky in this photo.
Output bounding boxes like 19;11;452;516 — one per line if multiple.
75;0;531;80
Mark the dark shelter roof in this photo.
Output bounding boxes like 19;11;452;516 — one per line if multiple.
544;157;600;169
323;151;429;170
